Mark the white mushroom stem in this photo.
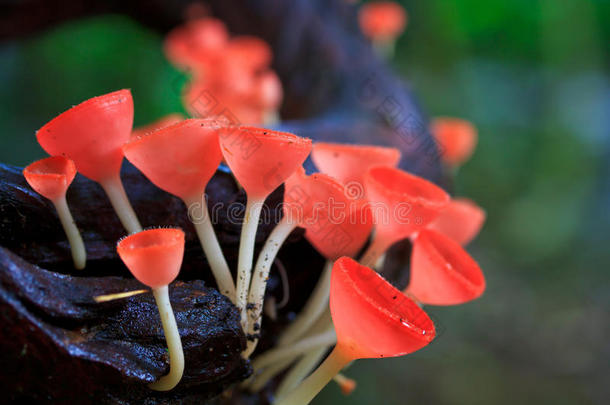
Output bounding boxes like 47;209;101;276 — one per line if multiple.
100;174;142;234
274;346;327;399
149;285;184;391
184;195;236;302
359;236;390;268
278;260;333;346
274;346;350;405
248;357;294;393
236;197;264;329
53;194;86;269
244;218;296;357
251;328;336;371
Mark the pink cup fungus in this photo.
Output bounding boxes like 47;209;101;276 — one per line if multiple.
430;117;478;167
123;118;235;300
406;229;486;306
23;156;86;269
360;166;449;267
218;126;311;327
276;257;435;405
428;197;486;245
36;89;142;233
131;113;185;140
358;1;408;57
117;228;186;391
311;142;401;192
244;169;355;356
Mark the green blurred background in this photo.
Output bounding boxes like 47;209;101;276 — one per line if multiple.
0;0;608;404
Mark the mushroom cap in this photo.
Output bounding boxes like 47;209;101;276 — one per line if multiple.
164;17;229;70
131;114;185;140
364;166;449;243
117;228;185;289
358;1;408;41
284;170;373;259
218;126;312;200
225;36;273;73
36;89;134;183
430;117;478;167
428;197;486;245
311;142;401;192
23;156;76;201
330;257;435;360
406;229;486;305
123;118;223;201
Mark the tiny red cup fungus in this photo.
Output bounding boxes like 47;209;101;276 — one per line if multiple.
131;113;185;139
123;118;235;300
428;197;486;246
23;156;86;269
245;169;354;356
360;166;449;267
117;228;186;391
164;17;229;71
218;126;311;327
406;229;486;306
36;89;142;233
276;257;435;405
430;117;478;167
311;142;401;192
358;1;408;57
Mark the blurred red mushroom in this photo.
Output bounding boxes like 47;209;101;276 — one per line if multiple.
131;113;185;139
359;1;408;57
430;117;478;167
23;156;86;269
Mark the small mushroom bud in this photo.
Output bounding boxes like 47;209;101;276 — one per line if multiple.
116;228;186;391
23;156;86;269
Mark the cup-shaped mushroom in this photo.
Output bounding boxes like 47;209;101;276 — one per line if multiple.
36;89;133;183
123;118;223;201
430;117;478;167
331;257;435;360
117;228;185;289
406;229;485;306
311;142;401;192
428;198;486;245
225;36;273;73
358;1;408;43
23;156;86;269
164;17;229;70
131;114;185;140
218;126;312;200
23;156;76;201
365;166;449;243
123;118;235;299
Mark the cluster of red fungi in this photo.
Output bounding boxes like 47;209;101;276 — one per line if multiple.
20;5;485;405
